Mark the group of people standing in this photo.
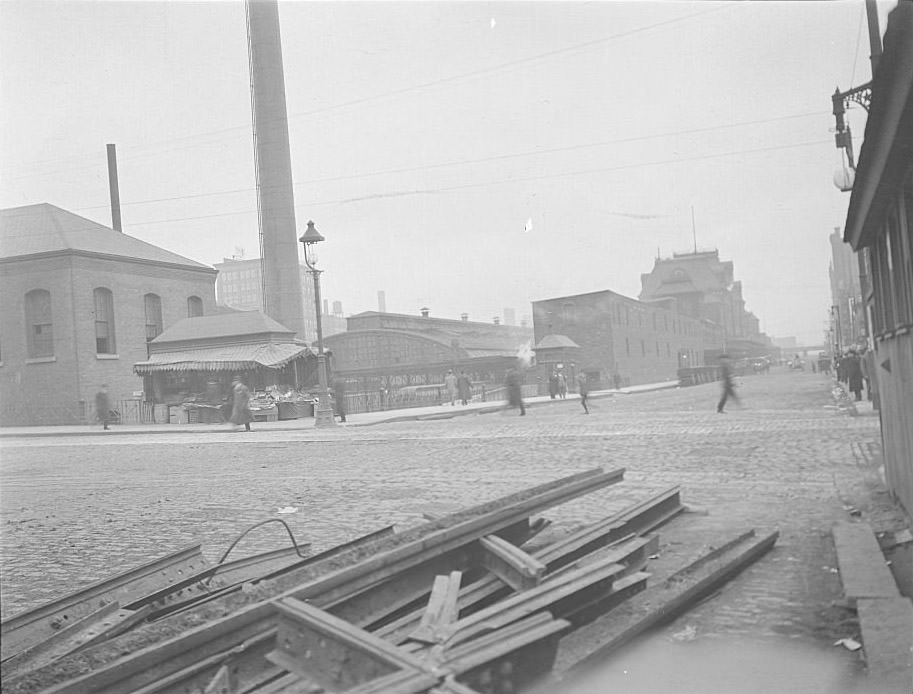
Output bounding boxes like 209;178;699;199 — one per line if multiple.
835;348;872;402
444;370;474;406
546;370;569;400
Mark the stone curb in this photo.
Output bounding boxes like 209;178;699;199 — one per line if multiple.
0;383;680;438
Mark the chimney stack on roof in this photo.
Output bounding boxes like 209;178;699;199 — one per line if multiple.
420;307;430;318
493;316;501;325
461;313;468;322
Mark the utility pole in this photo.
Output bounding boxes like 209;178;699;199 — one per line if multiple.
106;144;123;232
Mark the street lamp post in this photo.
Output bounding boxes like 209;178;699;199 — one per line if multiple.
299;221;337;428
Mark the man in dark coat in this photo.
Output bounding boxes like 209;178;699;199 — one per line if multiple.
332;375;347;422
846;350;864;401
457;371;472;406
505;368;526;416
717;355;740;413
229;376;253;431
95;384;111;430
548;371;559;399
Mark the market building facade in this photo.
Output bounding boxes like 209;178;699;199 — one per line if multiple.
0;203;218;425
322;310;533;408
639;249;773;360
841;1;913;516
531;289;712;390
829;226;865;353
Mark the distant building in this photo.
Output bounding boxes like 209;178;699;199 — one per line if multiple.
639;249;772;359
214;257;347;343
532;289;711;389
0;203;217;425
322;309;533;393
828;226;864;352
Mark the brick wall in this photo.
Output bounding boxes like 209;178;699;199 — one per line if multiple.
532;290;705;388
0;253;216;425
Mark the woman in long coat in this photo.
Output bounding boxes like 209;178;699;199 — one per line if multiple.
229;376;253;431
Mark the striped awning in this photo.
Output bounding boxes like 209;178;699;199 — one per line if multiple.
134;343;311;375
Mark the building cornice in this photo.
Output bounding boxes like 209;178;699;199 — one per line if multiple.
0;249;217;275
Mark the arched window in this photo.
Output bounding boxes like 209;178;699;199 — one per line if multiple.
144;293;163;340
187;295;203;318
94;287;116;354
25;289;54;358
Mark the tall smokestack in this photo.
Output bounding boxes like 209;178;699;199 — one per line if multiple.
106;144;122;232
246;0;306;337
378;290;386;313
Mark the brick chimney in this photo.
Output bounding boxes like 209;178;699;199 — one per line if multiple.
420;307;430;318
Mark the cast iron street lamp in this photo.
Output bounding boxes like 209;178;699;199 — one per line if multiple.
299;220;337;427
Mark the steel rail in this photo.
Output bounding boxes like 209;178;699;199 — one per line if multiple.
32;468;622;694
0;544;205;662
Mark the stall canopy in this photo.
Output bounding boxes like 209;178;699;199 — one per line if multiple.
134;343;309;374
133;311;314;376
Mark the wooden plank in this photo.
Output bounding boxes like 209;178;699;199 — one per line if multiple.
833;522;899;602
436;555;626;648
478;536;546;591
409;572;462;644
376;535;658;646
0;544;205;661
558;530;779;673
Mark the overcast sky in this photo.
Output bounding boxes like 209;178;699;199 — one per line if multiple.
1;1;894;344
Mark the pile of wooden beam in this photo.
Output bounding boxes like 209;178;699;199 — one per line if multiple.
1;468;777;694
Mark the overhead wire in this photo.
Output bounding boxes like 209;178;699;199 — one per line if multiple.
102;137;832;229
9;4;733;175
70;109;827;213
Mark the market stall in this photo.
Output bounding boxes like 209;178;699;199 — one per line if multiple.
133;312;318;423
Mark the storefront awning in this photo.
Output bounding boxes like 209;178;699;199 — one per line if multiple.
134;343;311;375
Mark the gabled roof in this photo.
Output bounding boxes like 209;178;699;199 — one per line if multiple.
0;203;212;270
151;311;295;345
534;334;581;350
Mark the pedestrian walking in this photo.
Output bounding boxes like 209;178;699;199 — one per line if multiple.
548;371;559;400
332;375;347;422
444;369;458;406
576;372;589;414
505;367;526;416
717;355;740;413
556;371;568;399
846;350;864;401
457;370;472;406
95;384;111;430
229;376;253;431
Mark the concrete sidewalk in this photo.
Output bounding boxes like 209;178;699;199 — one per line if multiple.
0;381;679;438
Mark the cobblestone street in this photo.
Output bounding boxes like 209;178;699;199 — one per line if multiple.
0;369;893;690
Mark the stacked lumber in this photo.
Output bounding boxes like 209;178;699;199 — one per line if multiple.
1;468;777;694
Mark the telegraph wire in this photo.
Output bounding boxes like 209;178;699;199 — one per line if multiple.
89;138;832;229
10;4;732;175
70;109;826;213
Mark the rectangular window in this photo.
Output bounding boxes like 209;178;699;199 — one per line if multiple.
641;339;646;356
94;288;116;354
26;289;54;358
625;338;630;357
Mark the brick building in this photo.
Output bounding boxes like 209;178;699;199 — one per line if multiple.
639;249;772;359
531;289;711;389
828;226;865;353
0;203;217;425
214;256;346;343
